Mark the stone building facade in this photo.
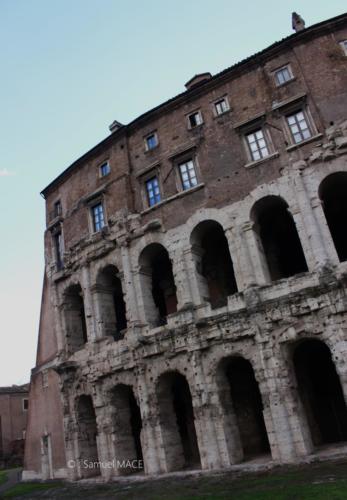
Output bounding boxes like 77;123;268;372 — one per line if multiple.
24;13;347;480
0;384;29;466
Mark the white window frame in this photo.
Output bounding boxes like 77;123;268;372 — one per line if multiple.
245;128;271;162
339;40;347;56
144;132;159;151
99;161;110;178
178;159;199;191
274;65;294;86
187;110;203;129
90;201;106;233
285;109;313;145
213;97;230;116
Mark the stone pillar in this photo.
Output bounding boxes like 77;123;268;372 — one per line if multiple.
236;222;269;287
311;196;339;264
120;243;141;324
170;247;194;309
330;334;347;405
80;265;97;342
51;283;66;352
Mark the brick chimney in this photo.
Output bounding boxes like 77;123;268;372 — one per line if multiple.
292;12;305;32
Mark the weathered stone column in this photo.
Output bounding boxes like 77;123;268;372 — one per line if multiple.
81;265;97;342
120;242;141;324
170;247;194;309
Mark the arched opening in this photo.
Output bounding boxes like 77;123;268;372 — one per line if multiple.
319;172;347;262
76;395;100;478
139;243;177;327
217;357;270;461
157;372;201;472
251;196;308;281
95;265;127;340
63;284;87;353
110;384;143;475
190;220;238;309
293;339;347;447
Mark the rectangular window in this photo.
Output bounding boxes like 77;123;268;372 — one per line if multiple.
53;200;62;218
146;176;161;206
339;40;347;56
145;133;158;151
286;110;311;144
23;399;29;411
214;98;229;115
92;203;105;231
188;111;203;128
246;129;270;161
100;162;110;177
274;65;293;86
54;232;64;270
179;159;198;190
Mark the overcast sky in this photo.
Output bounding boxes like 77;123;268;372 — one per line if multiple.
0;0;345;386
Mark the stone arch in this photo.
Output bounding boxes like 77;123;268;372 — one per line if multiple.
319;172;347;262
75;395;100;478
139;243;177;327
190;220;238;308
62;283;88;353
250;195;308;281
94;265;127;340
216;356;270;461
292;338;347;447
109;384;143;474
156;371;201;472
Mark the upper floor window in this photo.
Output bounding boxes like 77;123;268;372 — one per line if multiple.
53;231;64;270
91;202;105;232
286;110;311;144
339;40;347;56
23;398;29;411
146;176;161;207
188;110;203;129
246;129;270;161
99;161;110;177
53;200;62;218
145;132;158;151
179;159;198;190
274;65;293;86
214;97;229;116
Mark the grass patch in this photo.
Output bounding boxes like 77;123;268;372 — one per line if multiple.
0;471;8;486
2;482;62;498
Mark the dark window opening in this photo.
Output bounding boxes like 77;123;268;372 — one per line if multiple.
191;220;238;309
252;196;308;281
293;339;347;447
54;200;62;218
76;395;100;478
157;372;201;471
54;231;64;270
319;172;347;262
139;243;177;327
96;265;127;340
224;358;270;459
64;284;88;353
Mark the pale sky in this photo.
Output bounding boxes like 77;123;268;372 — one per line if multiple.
0;0;345;386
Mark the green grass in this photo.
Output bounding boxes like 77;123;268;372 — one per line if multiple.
0;471;8;486
2;482;62;498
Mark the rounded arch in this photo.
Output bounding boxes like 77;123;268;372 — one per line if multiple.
250;195;308;281
190;219;238;308
216;356;270;460
62;282;88;353
95;264;127;339
292;338;347;447
139;243;177;327
156;371;201;471
319;172;347;262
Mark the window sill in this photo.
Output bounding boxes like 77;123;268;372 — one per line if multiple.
213;109;231;119
144;144;159;154
188;123;204;131
140;183;205;215
286;133;323;152
275;77;296;88
244;151;279;169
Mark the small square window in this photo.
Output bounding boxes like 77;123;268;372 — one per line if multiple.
23;399;29;411
145;133;158;151
286;110;312;144
179;160;198;190
339;40;347;56
53;200;62;218
146;176;161;207
100;162;110;177
274;65;293;86
188;111;203;129
246;129;270;161
214;98;229;115
91;203;105;232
